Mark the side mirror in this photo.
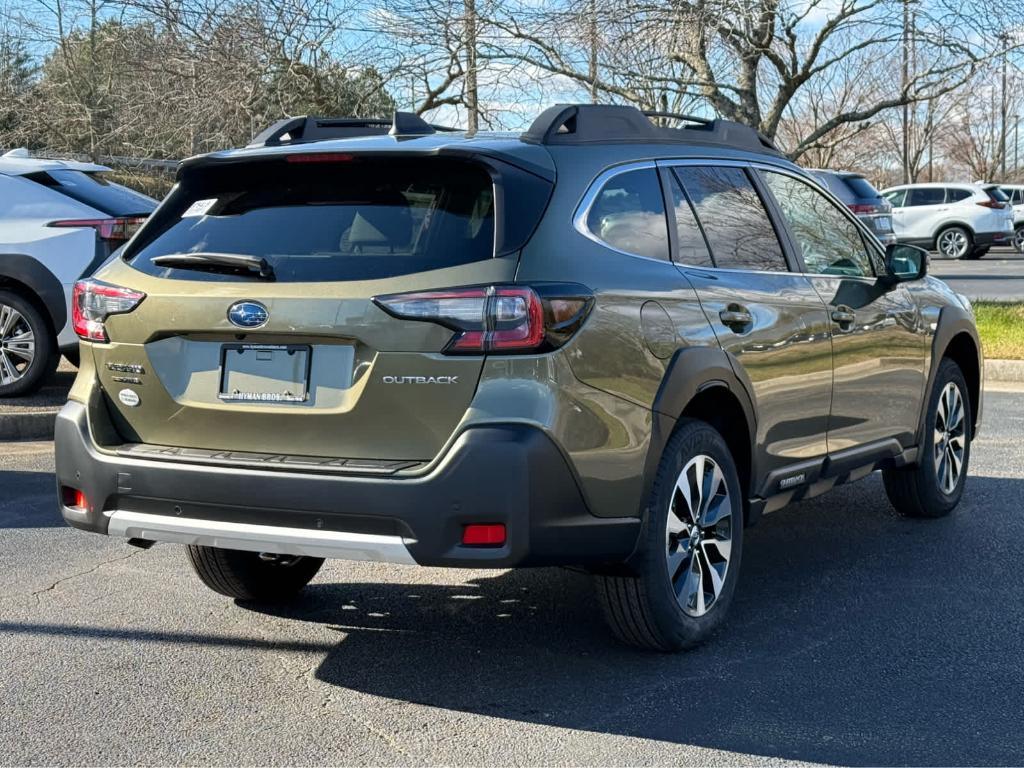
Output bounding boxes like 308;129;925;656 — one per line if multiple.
882;243;928;283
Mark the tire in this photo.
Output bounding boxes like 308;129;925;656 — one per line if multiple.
883;358;971;518
0;289;58;398
186;545;324;601
935;226;972;259
594;419;744;652
1014;225;1024;253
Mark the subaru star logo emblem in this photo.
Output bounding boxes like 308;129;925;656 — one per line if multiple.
227;301;269;329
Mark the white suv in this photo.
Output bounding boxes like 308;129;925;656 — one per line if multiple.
880;182;1013;259
0;149;156;396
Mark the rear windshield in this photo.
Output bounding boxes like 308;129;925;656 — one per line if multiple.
841;175;880;199
127;158;496;282
25;170;156;216
985;186;1010;202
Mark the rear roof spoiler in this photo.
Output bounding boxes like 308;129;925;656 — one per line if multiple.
248;112;459;147
520;104;779;154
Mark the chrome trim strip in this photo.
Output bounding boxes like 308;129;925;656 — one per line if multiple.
105;510;417;564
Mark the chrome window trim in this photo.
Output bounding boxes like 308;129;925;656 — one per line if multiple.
572;155;892;280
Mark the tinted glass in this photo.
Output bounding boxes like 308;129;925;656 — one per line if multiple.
27;170;156;216
812;172;855;203
673;166;787;272
946;188;971;202
907;188;946;206
128;158;495;282
762;171;874;277
586;168;669;260
842;175;881;199
667;174;713;267
884;189;907;207
986;186;1009;202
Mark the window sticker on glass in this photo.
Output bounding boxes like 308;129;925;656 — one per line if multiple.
182;198;218;218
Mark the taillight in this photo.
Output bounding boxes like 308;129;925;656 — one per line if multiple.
49;216;147;242
848;203;881;214
373;284;593;354
977;200;1006;209
72;279;146;342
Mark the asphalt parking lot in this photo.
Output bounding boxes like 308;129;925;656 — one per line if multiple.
929;247;1024;300
0;385;1022;766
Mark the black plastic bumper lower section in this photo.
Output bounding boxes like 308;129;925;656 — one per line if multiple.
54;401;640;568
972;231;1010;247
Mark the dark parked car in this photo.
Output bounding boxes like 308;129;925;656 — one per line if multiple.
56;105;982;652
810;169;896;246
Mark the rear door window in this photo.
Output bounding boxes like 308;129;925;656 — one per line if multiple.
24;170;156;216
907;188;946;206
128;158;497;282
946;188;972;203
672;166;788;272
666;173;713;267
585;167;669;260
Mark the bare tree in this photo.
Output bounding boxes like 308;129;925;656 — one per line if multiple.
483;0;1024;158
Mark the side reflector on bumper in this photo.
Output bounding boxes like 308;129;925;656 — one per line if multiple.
462;523;506;546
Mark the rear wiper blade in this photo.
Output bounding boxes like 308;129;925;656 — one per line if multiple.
151;252;275;279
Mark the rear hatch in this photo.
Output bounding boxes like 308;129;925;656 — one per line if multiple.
86;151;552;464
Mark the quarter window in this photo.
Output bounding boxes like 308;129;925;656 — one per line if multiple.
761;171;874;278
946;188;971;203
673;166;788;272
585;168;669;260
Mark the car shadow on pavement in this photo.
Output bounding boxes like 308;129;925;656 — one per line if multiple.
247;474;1024;766
0;471;65;528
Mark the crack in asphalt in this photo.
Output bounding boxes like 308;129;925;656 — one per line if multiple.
29;548;146;606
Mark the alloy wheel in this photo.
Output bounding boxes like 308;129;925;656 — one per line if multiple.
0;303;35;387
934;382;966;495
1014;228;1024;252
665;454;733;617
938;229;969;259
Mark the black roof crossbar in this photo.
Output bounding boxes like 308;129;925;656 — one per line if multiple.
521;104;779;154
248;112;459;147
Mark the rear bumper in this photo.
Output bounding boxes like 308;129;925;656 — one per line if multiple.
972;230;1010;247
54;401;640;568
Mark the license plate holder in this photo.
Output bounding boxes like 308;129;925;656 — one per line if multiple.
219;344;311;403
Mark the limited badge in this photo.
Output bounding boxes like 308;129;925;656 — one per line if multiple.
118;389;140;407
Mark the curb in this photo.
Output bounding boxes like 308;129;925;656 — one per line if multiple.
0;410;58;441
986;359;1024;383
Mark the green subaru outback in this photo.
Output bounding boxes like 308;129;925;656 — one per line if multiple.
55;105;982;651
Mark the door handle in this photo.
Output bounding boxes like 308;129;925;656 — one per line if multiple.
831;307;856;328
720;306;753;332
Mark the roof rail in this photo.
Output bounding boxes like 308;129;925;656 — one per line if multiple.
521;104;779;154
248;112;459;147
